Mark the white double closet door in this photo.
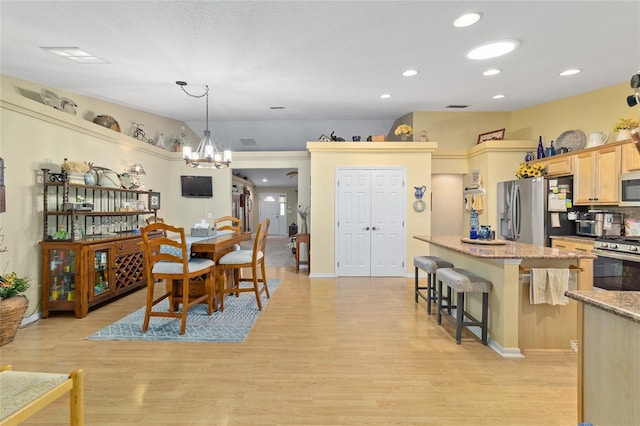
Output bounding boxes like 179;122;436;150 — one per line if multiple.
336;168;406;277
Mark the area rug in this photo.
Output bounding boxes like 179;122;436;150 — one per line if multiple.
86;280;279;343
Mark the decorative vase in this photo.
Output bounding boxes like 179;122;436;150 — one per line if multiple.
0;296;28;346
525;151;535;162
400;134;409;141
617;129;632;142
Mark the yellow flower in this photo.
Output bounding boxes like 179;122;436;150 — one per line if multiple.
613;117;639;131
394;124;413;136
515;162;545;179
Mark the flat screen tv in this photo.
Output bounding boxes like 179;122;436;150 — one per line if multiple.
181;175;213;198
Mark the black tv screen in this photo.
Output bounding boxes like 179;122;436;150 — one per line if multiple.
181;175;213;198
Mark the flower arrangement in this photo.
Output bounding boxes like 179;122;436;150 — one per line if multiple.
0;272;29;300
515;162;545;179
613;117;639;132
394;124;413;136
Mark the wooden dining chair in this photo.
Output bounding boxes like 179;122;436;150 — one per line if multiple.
214;215;241;233
145;216;165;226
140;222;215;335
216;218;270;311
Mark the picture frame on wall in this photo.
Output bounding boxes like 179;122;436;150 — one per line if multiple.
149;192;161;210
477;128;506;144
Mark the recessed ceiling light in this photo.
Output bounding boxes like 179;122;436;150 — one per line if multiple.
402;69;419;77
466;40;520;60
380;93;392;99
492;94;506;99
483;68;501;76
453;12;483;28
41;46;108;64
560;69;582;76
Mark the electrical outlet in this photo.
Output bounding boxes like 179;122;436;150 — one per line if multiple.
207;212;212;219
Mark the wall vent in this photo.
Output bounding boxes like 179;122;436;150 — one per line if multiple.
239;138;257;146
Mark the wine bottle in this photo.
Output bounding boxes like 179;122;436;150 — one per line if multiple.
537;136;545;159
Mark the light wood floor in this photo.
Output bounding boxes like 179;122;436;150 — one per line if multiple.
1;267;577;425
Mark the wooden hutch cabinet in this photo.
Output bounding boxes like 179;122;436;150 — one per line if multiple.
40;169;159;318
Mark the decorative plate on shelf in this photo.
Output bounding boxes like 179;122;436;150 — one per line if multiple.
555;130;586;152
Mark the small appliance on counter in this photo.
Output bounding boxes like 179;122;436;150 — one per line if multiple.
575;211;623;237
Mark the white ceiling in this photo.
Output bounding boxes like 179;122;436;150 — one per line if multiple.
1;1;639;186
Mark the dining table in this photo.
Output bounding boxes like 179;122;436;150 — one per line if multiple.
167;230;252;308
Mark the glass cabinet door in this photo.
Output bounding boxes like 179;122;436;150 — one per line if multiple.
91;246;113;299
48;248;77;302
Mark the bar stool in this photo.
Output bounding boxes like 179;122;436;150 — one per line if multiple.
413;256;453;314
436;268;491;345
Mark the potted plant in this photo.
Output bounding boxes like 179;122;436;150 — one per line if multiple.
0;232;30;346
613;117;639;142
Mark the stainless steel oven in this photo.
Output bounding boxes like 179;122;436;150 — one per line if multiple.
592;236;640;291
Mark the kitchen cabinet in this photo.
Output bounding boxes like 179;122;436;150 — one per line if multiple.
620;141;640;173
40;168;159;318
574;145;620;205
542;154;573;177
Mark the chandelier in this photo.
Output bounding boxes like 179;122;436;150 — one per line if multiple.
176;81;231;169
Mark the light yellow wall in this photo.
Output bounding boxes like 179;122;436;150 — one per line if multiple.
511;83;639;143
307;142;437;276
413;111;511;150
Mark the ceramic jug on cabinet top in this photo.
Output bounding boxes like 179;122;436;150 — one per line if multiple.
588;132;609;148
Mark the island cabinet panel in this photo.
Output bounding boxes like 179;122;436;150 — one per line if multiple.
574;146;620;205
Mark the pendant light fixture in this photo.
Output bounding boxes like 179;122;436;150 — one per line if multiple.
176;81;231;169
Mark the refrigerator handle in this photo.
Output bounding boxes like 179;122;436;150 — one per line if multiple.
514;184;521;240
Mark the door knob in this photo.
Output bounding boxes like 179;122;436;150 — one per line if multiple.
363;226;370;231
372;227;379;230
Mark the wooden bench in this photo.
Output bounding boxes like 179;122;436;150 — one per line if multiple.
0;365;84;425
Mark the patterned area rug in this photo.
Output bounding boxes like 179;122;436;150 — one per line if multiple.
86;280;279;343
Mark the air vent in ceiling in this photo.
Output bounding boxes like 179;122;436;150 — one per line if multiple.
239;138;257;146
446;105;469;108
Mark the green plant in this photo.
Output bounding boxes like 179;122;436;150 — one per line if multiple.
0;272;29;299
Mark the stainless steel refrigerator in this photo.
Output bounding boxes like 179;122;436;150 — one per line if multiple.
497;177;581;247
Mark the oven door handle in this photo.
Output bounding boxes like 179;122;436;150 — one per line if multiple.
592;249;640;262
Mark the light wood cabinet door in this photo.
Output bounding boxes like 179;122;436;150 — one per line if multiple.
621;141;640;173
551;239;593;254
543;155;573;177
574;146;620;205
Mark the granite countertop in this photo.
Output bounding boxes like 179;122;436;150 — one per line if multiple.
414;235;596;260
550;235;596;244
565;290;640;323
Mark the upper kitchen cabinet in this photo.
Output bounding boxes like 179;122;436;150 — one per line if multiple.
574;145;620;205
541;154;573;177
621;140;640;173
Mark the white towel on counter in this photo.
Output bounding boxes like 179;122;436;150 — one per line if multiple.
529;268;573;305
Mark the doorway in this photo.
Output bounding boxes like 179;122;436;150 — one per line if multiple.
259;192;287;235
335;167;406;277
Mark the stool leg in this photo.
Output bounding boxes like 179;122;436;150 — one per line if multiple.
456;292;464;344
481;292;489;344
445;285;452;316
426;273;432;315
437;279;443;325
414;266;419;303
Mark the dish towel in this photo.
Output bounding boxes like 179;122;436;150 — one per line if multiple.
530;268;552;304
472;194;484;213
547;268;570;306
529;268;572;305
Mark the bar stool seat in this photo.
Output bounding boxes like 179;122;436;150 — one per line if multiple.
436;268;491;345
413;256;453;314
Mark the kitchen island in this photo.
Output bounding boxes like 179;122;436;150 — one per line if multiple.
414;235;595;357
565;290;639;425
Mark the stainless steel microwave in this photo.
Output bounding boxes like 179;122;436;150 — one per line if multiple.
619;171;640;206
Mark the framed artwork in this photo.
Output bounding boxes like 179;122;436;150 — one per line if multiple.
149;192;161;210
477;128;506;144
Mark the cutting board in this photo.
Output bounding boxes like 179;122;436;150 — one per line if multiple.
460;237;507;245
